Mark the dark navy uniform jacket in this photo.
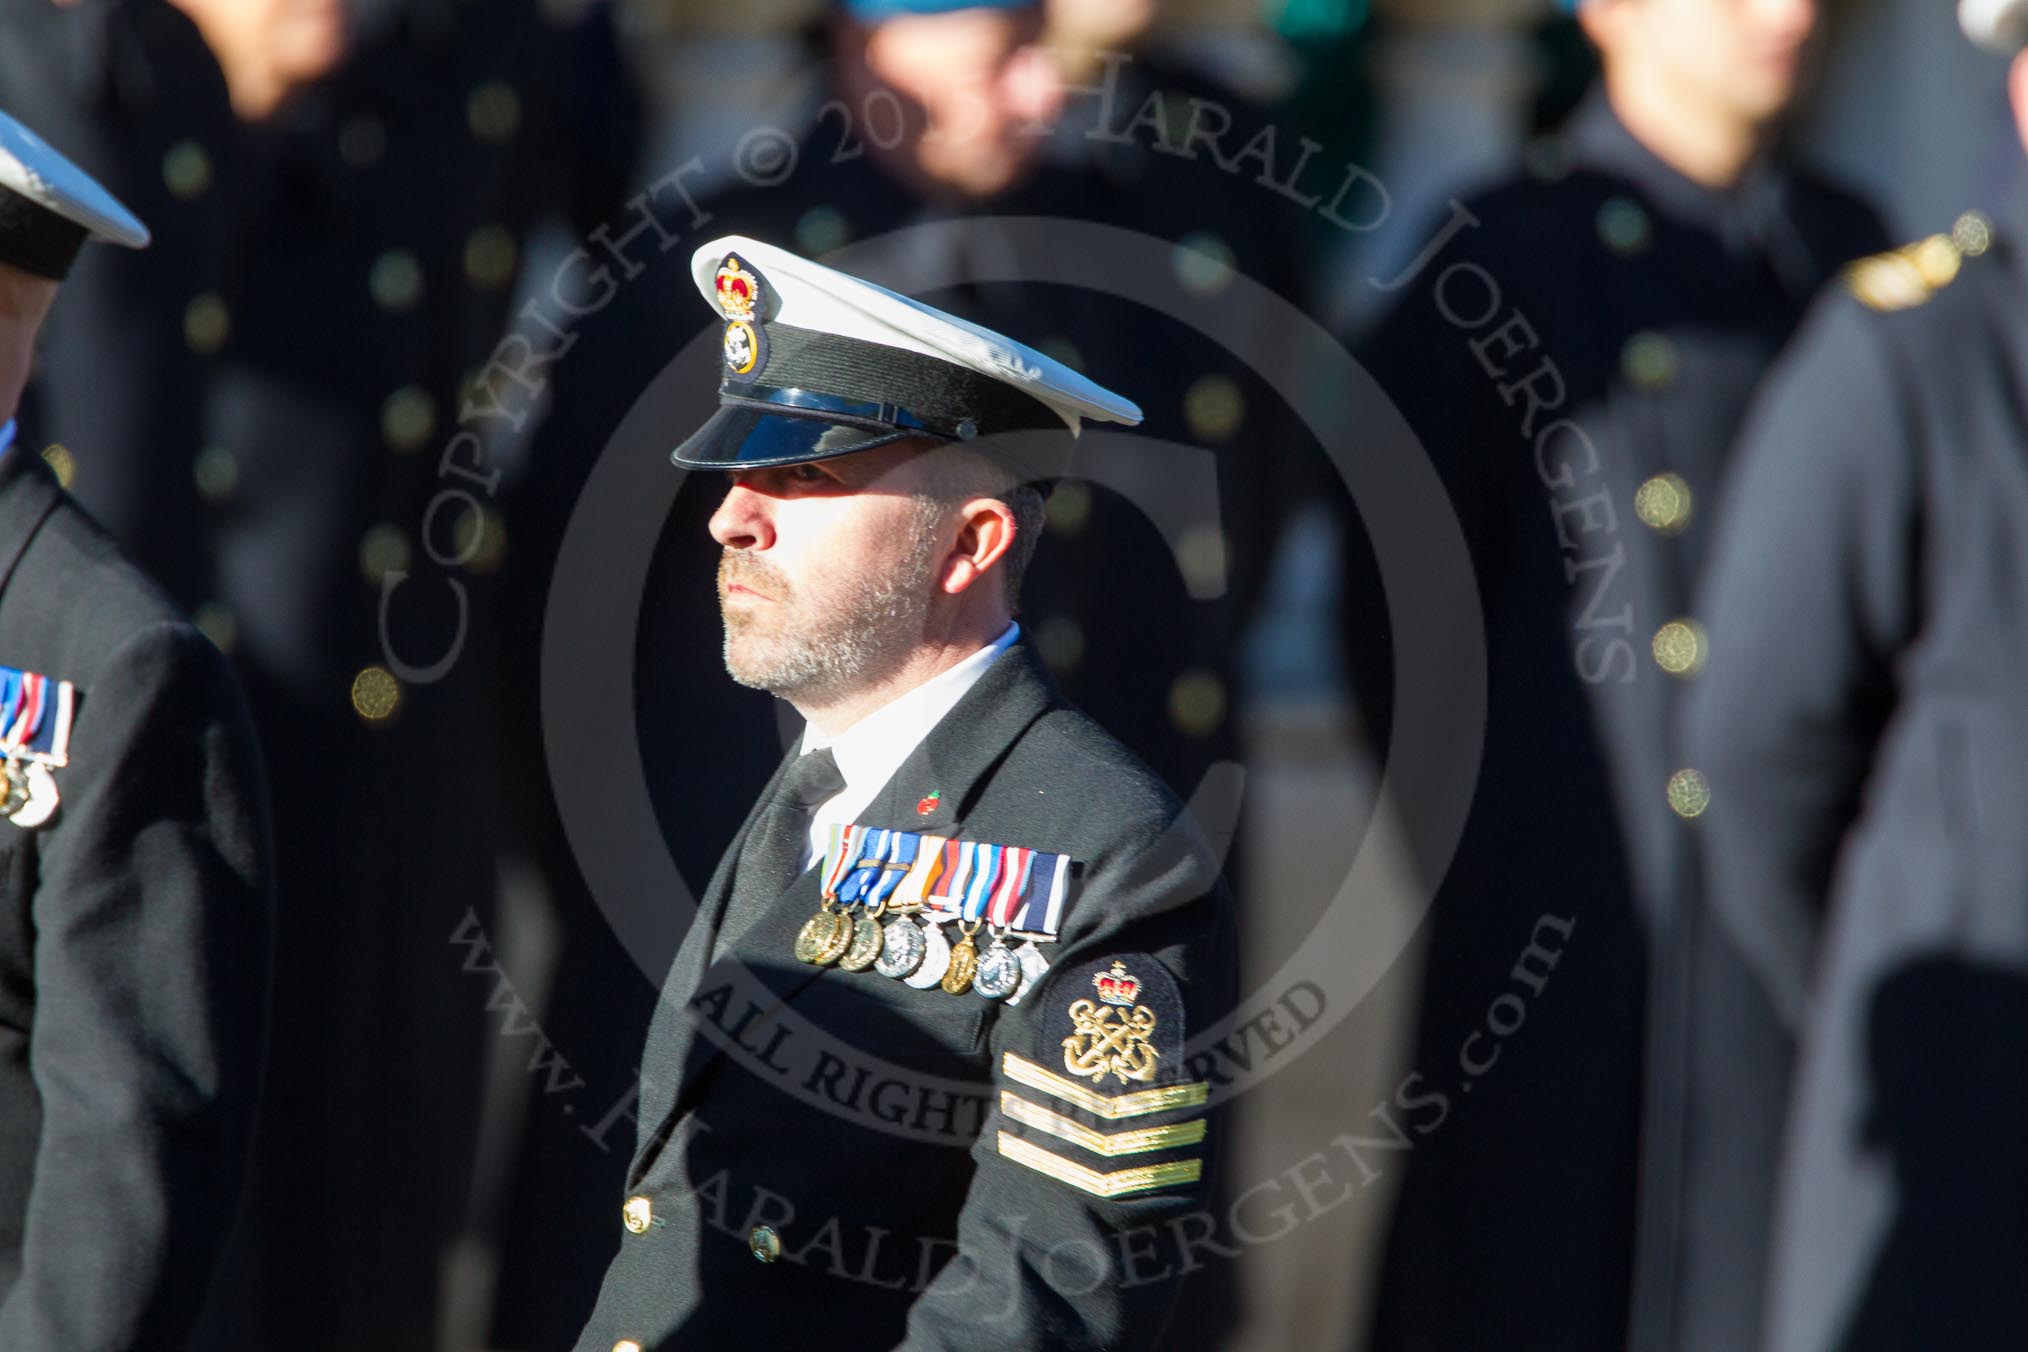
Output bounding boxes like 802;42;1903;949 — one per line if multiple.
575;646;1235;1352
0;447;272;1347
1340;89;1888;1352
1688;192;2028;1351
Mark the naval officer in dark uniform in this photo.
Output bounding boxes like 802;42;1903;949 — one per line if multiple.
1339;0;1889;1346
1687;1;2028;1343
0;107;271;1347
573;236;1234;1352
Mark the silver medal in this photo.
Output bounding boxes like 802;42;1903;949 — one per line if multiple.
904;921;952;990
874;916;927;979
8;763;58;828
1006;942;1053;1007
973;940;1020;1000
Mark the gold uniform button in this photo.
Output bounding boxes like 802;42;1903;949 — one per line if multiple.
1622;331;1678;392
184;292;230;355
1954;210;1993;257
1173;231;1235;296
1169;669;1227;738
358;523;410;586
468;81;522;143
1667;768;1711;819
463;225;518;290
622;1196;652;1235
612;1343;643;1352
1183;373;1243;443
163;141;212;200
1034;616;1084;676
370;250;424;313
1633;472;1692;535
1597;196;1651;256
194;445;238;504
1651;619;1707;677
748;1224;782;1263
794;205;849;255
1045;480;1091;537
351;666;401;725
381;386;436;453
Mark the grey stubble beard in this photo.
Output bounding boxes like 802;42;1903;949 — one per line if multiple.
719;495;946;705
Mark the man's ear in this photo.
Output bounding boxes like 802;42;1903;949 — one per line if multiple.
940;497;1018;596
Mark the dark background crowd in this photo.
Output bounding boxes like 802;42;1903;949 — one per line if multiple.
0;0;2020;1348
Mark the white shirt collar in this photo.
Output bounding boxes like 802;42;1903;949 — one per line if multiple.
798;622;1019;866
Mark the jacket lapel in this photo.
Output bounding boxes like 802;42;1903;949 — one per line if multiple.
634;646;1061;1165
630;745;797;1174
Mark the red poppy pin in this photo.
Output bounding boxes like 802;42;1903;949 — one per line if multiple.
916;790;942;816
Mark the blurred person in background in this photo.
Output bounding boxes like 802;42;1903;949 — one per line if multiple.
1686;0;2028;1342
0;106;272;1348
0;0;245;606
1336;0;1888;1348
9;1;642;1347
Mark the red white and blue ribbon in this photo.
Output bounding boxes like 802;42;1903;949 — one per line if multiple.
0;667;73;765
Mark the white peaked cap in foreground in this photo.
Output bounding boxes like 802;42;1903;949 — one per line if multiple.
671;234;1141;472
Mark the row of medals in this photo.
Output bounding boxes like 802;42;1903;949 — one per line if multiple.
793;894;1040;999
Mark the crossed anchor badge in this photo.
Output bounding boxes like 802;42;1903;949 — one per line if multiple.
1061;999;1160;1086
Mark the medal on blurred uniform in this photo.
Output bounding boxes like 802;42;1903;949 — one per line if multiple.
942;842;1006;995
972;846;1034;1000
840;830;915;972
0;669;71;830
876;834;944;980
796;825;863;964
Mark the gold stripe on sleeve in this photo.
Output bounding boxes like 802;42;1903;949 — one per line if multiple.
1000;1053;1210;1120
1000;1092;1207;1157
995;1131;1203;1198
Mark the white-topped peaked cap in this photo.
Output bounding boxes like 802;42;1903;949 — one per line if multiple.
0;108;148;281
671;234;1141;471
1962;0;2028;51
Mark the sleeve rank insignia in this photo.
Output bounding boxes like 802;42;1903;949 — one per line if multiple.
994;954;1209;1199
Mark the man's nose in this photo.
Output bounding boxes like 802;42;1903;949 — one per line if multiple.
709;478;774;551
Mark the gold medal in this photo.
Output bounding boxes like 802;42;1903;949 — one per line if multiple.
837;915;885;972
941;925;980;995
812;910;854;965
794;906;844;964
0;760;26;818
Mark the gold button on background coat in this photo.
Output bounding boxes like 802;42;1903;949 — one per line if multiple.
1634;472;1692;534
1651;620;1708;677
1667;769;1711;819
749;1224;782;1263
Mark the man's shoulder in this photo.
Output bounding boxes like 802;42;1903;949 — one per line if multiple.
6;485;222;690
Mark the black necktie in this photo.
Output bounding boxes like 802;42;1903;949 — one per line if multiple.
713;748;846;960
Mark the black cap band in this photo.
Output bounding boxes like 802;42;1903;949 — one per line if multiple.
0;183;87;281
731;323;1065;441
